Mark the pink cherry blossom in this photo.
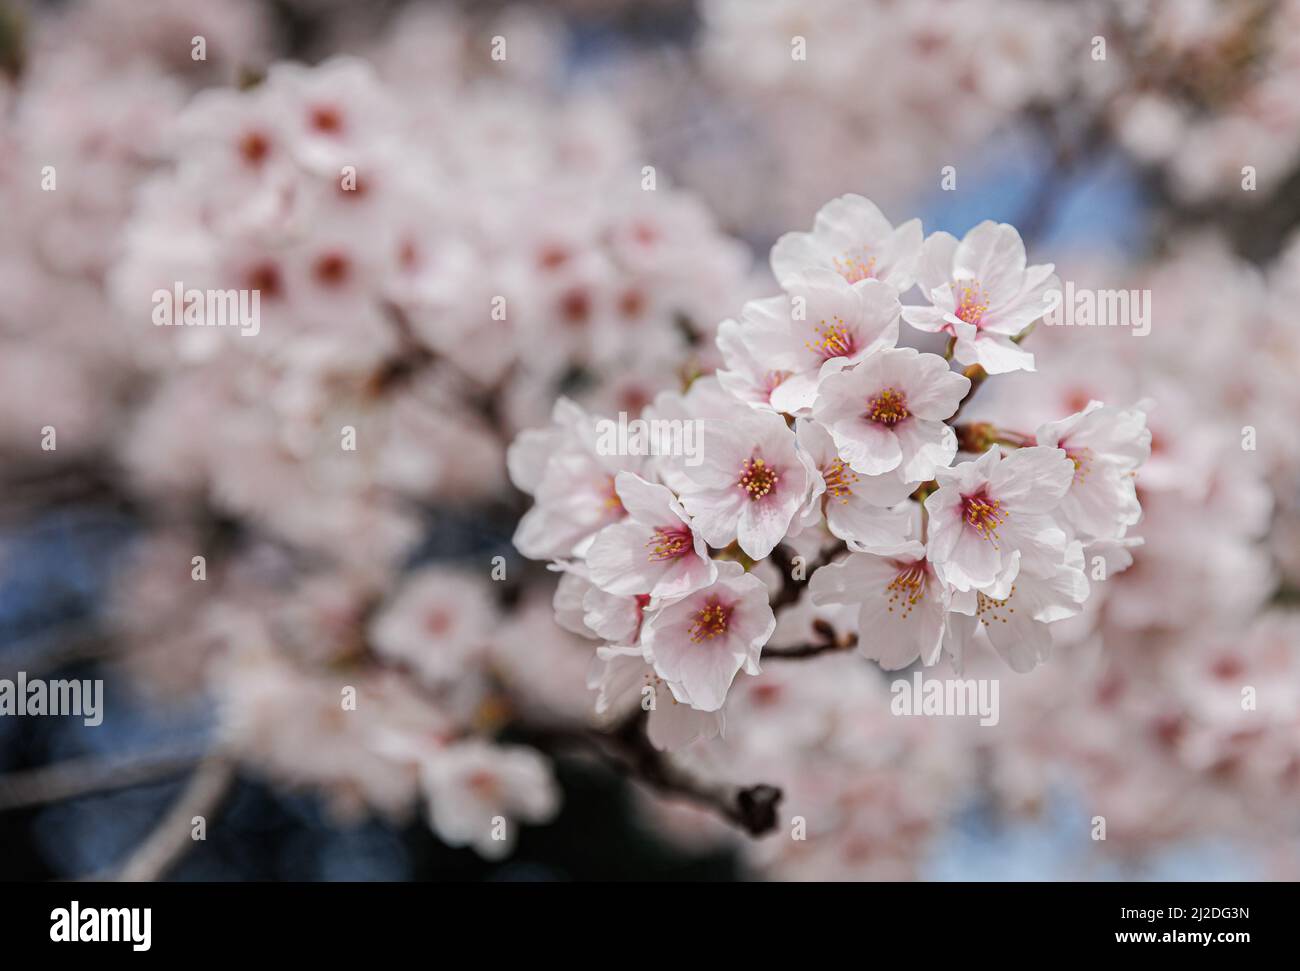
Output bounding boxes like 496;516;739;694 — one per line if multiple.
727;269;900;414
811;346;970;481
770;193;923;293
585;472;718;602
903;221;1059;374
794;419;914;552
809;542;952;669
946;541;1090;672
677;404;817;560
925;445;1074;592
588;645;725;751
641;561;776;711
1034;400;1151;542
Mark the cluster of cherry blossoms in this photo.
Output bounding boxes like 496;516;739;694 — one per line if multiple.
512;194;1152;749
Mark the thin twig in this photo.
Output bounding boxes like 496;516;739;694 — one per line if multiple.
764;632;857;660
0;745;204;812
116;755;236;882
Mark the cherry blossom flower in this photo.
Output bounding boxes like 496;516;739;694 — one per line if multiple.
641;561;776;711
369;567;498;686
809;542;952;669
586;472;718;602
588;645;725;751
793;419;914;552
945;541;1090;672
714;316;793;412
727;269;900;414
924;445;1074;593
508;398;643;561
677;403;817;559
903;221;1059;374
551;563;649;645
418;740;560;859
811;346;970;481
770;193;923;293
1033;401;1151;542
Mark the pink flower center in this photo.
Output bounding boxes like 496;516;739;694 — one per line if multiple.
466;770;500;798
822;459;859;502
426;609;452;635
737;456;779;501
954;281;990;328
646;525;692;562
763;370;791;398
885;562;928;619
962;490;1007;541
689;597;733;642
238;130;271;166
805;316;857;360
865;388;910;425
831;249;877;284
309;104;344;134
1065;446;1093;484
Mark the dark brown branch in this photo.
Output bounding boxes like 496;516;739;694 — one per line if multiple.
527;713;782;837
764;632;857;660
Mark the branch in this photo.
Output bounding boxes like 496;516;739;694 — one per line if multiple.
0;745;204;811
116;755;236;882
764;631;857;660
529;714;782;837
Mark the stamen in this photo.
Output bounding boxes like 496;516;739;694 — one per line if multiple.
975;586;1016;625
831;250;877;284
885;563;927;619
865;388;910;425
1067;446;1093;484
962;491;1007;543
822;459;859;503
738;456;779;501
805;315;857;360
689;598;732;642
646;525;691;561
953;281;990;328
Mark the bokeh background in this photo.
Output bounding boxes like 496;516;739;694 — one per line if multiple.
2;0;1299;880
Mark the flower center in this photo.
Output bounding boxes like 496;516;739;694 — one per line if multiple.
763;370;791;396
885;562;927;619
689;597;732;642
975;586;1016;625
805;316;857;360
865;388;910;425
1066;446;1093;484
822;459;859;502
831;250;877;284
646;525;692;561
962;491;1006;542
738;456;779;501
954;281;990;328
